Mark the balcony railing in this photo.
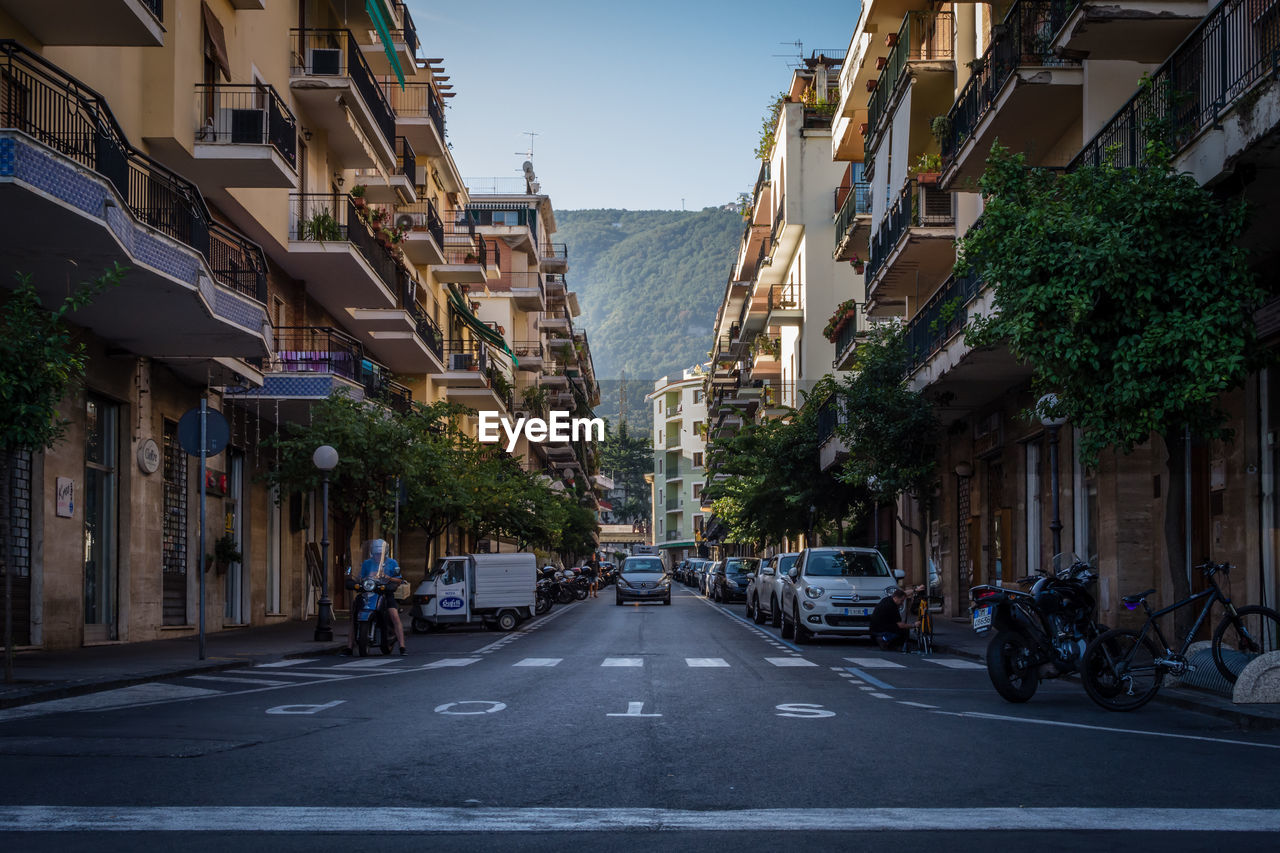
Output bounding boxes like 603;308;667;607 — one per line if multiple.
768;283;801;314
867;12;955;145
1072;0;1280;170
395;198;444;246
513;340;544;360
392;1;419;57
867;179;953;280
0;41;268;303
666;496;681;511
816;395;838;445
270;326;363;380
444;338;490;373
465;177;533;195
940;0;1079;163
142;0;162;22
396;136;416;184
441;222;493;269
834;181;872;250
383;81;445;139
362;360;412;413
194;83;297;169
543;242;568;262
904;269;986;374
290;193;401;296
290;28;396;150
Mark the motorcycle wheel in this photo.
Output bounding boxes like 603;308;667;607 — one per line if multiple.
356;621;371;657
574;586;589;601
986;630;1039;703
556;587;574;605
534;594;551;615
378;621;393;656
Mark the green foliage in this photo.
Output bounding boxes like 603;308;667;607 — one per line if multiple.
957;142;1264;466
598;419;650;524
822;326;940;504
0;265;124;453
302;208;342;241
756;91;788;160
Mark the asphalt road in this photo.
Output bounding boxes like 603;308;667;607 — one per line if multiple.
2;585;1279;851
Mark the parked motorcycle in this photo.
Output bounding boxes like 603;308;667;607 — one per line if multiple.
535;575;555;615
969;554;1106;703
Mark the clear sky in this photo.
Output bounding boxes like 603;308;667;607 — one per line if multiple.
405;0;860;211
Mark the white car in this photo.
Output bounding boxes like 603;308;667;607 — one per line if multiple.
779;547;903;643
746;552;798;628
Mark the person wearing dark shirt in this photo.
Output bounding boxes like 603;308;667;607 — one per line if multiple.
584;556;600;598
870;588;916;651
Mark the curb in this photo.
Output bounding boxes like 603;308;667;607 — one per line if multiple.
0;644;344;711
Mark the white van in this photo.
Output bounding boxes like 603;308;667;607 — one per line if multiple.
410;552;536;633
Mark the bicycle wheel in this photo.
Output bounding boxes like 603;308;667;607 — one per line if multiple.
1212;605;1280;683
1081;628;1163;712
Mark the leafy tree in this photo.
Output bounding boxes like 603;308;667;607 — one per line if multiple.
0;265;123;682
397;401;473;574
598;419;650;524
956;139;1264;625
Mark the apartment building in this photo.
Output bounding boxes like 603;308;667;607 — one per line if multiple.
648;366;709;564
831;0;1280;624
0;1;592;650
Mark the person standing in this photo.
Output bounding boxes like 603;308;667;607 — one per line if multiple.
585;555;601;598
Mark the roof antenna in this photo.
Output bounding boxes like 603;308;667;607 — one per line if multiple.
516;131;538;165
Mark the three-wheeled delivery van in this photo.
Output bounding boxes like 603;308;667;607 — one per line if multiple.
410;552;536;632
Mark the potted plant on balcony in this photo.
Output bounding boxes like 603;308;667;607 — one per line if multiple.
912;152;943;187
930;115;952;147
350;185;367;209
823;298;860;343
849;253;865;275
302;208;342;241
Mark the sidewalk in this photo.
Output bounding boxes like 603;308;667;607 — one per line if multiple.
928;617;1280;730
0;620;344;710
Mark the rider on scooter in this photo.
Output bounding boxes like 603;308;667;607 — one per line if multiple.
342;538;408;656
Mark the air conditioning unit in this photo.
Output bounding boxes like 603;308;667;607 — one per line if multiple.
308;47;343;76
449;352;473;371
227;108;265;144
395;213;418;232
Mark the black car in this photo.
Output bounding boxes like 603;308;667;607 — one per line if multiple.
615;556;672;605
711;557;760;603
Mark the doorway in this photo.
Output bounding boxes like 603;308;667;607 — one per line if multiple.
224;451;245;623
83;395;119;642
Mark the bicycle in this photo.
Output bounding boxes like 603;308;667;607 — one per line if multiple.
1080;561;1280;711
911;587;934;654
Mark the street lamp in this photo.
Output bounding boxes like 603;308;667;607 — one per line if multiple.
312;444;339;642
808;504;817;547
1038;394;1068;558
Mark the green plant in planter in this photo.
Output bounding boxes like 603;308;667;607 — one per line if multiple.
521;384;549;416
302;209;342;241
912;152;943;175
208;533;242;574
350;184;366;200
929;115;952;146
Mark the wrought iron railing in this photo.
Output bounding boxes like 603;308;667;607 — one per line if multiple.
904;269;986;374
1072;0;1280;169
443;338;490;373
407;300;444;360
383;81;445;140
867;179;953;281
768;283;801;314
361;358;412;413
834;181;872;252
543;242;568;261
290;29;396;151
290;194;400;296
940;0;1079;163
394;198;444;246
867;12;955;146
396;136;416;184
193;83;297;169
392;1;419;57
833;305;865;364
0;41;270;303
816;395;838;445
270;326;363;379
513;340;544;360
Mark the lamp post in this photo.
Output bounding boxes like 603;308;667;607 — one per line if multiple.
1038;394;1068;558
312;445;339;642
808;504;817;547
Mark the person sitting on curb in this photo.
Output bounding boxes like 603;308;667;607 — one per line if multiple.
870;588;917;652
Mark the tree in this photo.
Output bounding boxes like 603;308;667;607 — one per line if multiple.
956;139;1264;627
598;419;650;524
0;265;123;682
397;401;472;574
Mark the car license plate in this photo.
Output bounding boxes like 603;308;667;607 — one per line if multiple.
972;605;993;632
842;608;872;616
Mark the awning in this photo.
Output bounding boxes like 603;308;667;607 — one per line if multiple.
446;285;516;362
657;540;696;550
202;2;231;81
365;0;406;89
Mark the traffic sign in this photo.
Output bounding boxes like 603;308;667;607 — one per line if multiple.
177;407;230;457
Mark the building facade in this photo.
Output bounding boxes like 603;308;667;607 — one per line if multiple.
648;366;708;564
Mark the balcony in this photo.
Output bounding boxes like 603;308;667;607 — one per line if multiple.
833;181;872;263
832;303;903;371
346;269;445;375
435;221;491;284
541;242;568;274
437;339;490;389
361;0;419;77
940;0;1083;187
353;136;417;204
489;270;546;312
289;29;396;169
394;199;445;265
287;193;402;316
383;82;446;158
865;179;955;312
666;496;682;512
1050;0;1209;63
0;0;163;45
816;395;850;472
512;340;544;372
165;84;301;192
0;42;269;362
865;12;955;151
536;310;572;334
545;273;568;299
541;359;569;388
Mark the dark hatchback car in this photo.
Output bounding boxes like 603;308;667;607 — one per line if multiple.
711;557;760;603
615;556;672;605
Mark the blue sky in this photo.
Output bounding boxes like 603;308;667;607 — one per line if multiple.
406;0;860;211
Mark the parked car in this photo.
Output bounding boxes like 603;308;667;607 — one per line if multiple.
711;557;759;603
697;561;720;596
685;559;707;586
778;547;902;643
675;559;691;585
747;552;798;627
615;555;672;605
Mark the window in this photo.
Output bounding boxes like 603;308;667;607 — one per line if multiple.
692;483;702;500
657;399;662;413
693;452;703;469
693;390;703;404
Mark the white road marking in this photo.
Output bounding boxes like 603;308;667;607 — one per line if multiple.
185;675;293;687
601;658;644;667
775;703;836;718
685;658;730;667
513;658;562;667
922;658;986;670
253;659;319;668
229;669;350;680
332;658;398;669
0;684;220;723
266;700;345;716
859;687;875;691
868;692;892;699
606;701;661;717
766;657;816;667
7;806;1280;832
844;657;906;669
933;709;1280;751
434;701;506;715
898;701;939;709
422;658;481;669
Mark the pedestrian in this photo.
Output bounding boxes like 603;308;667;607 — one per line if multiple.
870;587;917;652
585;555;600;598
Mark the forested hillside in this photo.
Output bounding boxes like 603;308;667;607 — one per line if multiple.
552;208;741;431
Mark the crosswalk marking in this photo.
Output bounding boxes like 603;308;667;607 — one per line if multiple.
922;658;986;670
765;657;816;667
0;683;221;723
185;674;293;687
685;658;729;667
229;668;350;680
333;658;399;669
514;658;562;667
602;658;644;667
254;659;319;668
843;657;906;669
422;658;481;669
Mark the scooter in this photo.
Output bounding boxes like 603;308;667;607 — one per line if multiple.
345;542;403;656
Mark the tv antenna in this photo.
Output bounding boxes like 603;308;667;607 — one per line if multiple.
516;131;538;164
773;40;805;68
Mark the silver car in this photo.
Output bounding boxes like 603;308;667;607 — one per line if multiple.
747;552;798;628
779;547;900;643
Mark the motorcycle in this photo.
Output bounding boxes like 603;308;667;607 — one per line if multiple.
345;541;404;657
969;554;1107;703
535;574;555;615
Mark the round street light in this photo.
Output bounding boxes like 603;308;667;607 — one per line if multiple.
313;445;339;641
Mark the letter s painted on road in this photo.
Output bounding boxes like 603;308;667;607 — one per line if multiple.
775;703;836;718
